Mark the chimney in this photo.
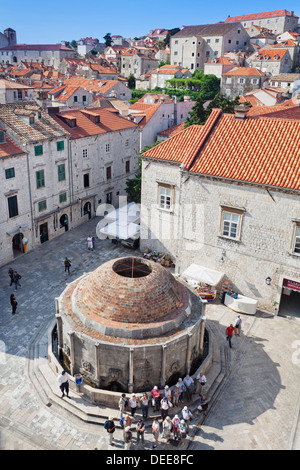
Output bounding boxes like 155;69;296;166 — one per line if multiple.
234;105;249;120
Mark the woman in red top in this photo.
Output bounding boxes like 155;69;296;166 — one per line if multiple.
226;324;235;348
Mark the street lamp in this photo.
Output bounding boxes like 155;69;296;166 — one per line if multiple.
265;276;272;285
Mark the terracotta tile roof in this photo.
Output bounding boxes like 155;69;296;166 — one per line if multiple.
0;133;26;159
157;122;186;137
0;102;69;144
206;57;235;65
129;102;161;128
223;67;266;76
254;47;288;61
224;9;298;23
142;108;300;191
51;107;137;139
0;79;32;89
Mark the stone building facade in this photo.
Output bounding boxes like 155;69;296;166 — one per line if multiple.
0;103;139;266
224;9;299;36
221;67;267;98
0;44;76;68
140;107;300;315
170;23;249;71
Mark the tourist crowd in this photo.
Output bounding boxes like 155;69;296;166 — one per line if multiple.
105;371;209;449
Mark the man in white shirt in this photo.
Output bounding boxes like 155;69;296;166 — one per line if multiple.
196;371;207;395
235;315;242;336
181;405;193;432
183;374;194;401
57;370;70;398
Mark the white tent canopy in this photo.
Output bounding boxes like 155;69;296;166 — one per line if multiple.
99;221;140;240
181;264;224;287
104;202;140;224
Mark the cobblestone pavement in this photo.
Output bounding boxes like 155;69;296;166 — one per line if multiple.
0;217;299;451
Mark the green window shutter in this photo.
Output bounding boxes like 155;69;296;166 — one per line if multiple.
57;141;64;151
74;96;78;102
8;195;18;218
38;200;47;212
83;95;86;102
59;192;67;203
58;164;65;181
5;167;15;179
36;170;45;188
34;145;43;156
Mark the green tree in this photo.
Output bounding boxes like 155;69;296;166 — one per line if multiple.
125;142;164;202
103;33;112;47
70;40;77;49
127;73;136;89
163;28;180;47
184;95;208;128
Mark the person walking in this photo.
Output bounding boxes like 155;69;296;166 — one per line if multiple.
140;392;149;419
136;418;145;445
87;235;93;251
57;370;70;398
8;267;14;286
152;417;160;449
226;324;235;348
64;257;71;275
13;271;22;290
235;315;242;336
10;293;17;315
104;416;115;446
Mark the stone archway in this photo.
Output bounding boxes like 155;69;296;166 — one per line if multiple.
12;232;23;258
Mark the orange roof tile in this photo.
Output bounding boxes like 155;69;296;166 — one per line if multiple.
223;67;266;76
51;107;137;139
254;48;288;61
0;134;26;159
142;109;300;191
224;9;298;23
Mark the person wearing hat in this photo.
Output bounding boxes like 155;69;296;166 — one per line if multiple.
136;418;145;444
57;370;70;398
181;405;193;432
163;385;172;401
105;416;115;446
160;396;173;421
172;414;181;440
151;385;161;412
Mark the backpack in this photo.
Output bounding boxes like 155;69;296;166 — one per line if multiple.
119;417;125;428
104;420;109;430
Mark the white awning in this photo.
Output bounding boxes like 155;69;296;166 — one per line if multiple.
99;221;140;240
181;264;224;286
104;202;140;224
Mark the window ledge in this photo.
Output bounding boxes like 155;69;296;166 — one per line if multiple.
288;251;300;258
218;235;242;244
